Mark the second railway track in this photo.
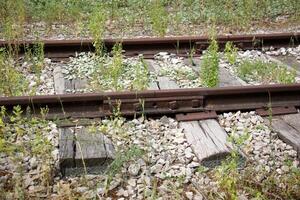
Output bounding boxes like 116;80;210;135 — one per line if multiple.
1;32;300;199
0;32;299;60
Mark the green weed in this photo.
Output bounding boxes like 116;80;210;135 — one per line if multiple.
237;59;296;84
24;41;45;75
224;41;238;65
1;0;300;40
132;56;150;91
206;123;300;199
188;46;196;66
0;106;54;198
212;131;249;200
200;35;219;87
0;48;28;96
110;43;124;90
148;0;168;36
104;145;144;192
0;0;25;41
88;5;107;56
90;45;151;92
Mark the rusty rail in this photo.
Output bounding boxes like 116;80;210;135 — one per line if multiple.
0;84;299;121
0;32;299;59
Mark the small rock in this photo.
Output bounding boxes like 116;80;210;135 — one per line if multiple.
185;191;194;200
160;116;170;124
238;194;248;200
29;157;38;169
128;163;141;176
225;127;231;132
174;137;185;144
265;166;271;173
281;165;289;173
117;188;126;196
97;187;105;195
76;186;88;193
193;194;203;200
128;178;137;187
187;162;200;168
276;168;283;175
109;179;121;190
150;163;163;174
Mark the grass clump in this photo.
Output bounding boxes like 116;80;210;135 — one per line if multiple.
237;59;296;84
88;4;108;56
63;45;151;92
105;145;144;189
206;126;300;200
200;36;219;87
212;132;249;199
24;41;45;75
108;43;123;90
0;48;28;96
210;149;300;200
90;44;151;91
0;106;55;199
148;0;169;36
158;62;200;88
132;57;151;90
1;0;300;39
0;0;25;41
224;41;238;65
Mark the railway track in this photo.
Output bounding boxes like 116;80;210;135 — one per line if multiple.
0;32;299;60
1;32;300;199
1;84;299;120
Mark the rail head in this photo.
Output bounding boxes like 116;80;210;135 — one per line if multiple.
0;84;299;120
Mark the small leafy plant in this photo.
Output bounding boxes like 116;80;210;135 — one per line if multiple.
206;120;300;199
88;5;107;56
24;42;45;75
224;41;238;65
0;106;55;198
110;43;124;90
148;0;168;36
104;145;144;191
132;56;150;90
200;35;219;87
237;59;296;84
0;48;28;96
90;44;151;92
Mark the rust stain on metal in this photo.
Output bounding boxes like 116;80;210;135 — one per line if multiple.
0;84;299;121
255;106;298;116
0;32;299;59
176;111;218;121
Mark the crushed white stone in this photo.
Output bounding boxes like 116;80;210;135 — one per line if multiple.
154;52;201;88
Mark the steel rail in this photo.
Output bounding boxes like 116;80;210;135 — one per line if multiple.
0;84;299;120
0;32;299;59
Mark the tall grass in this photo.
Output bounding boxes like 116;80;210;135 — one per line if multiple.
200;33;219;87
1;0;299;39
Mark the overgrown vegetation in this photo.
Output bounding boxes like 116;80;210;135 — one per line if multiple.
148;0;168;37
62;45;152;93
0;0;25;41
24;42;45;75
0;41;46;97
88;4;107;56
0;106;55;199
1;0;300;38
104;145;144;192
200;35;219;87
224;42;238;65
237;59;296;84
157;56;200;88
90;44;151;91
206;127;300;199
0;48;29;96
